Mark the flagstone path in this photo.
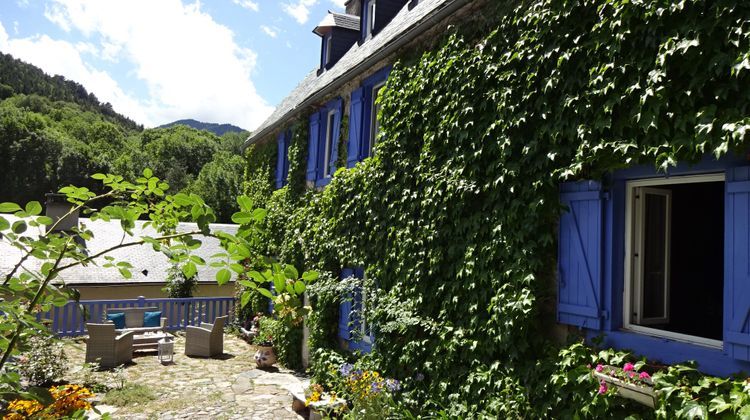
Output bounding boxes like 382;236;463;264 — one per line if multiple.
63;334;307;420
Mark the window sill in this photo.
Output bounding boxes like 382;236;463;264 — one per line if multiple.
588;329;749;377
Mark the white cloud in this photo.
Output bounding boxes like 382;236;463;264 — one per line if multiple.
13;21;19;35
38;0;273;130
282;0;318;25
232;0;259;12
43;3;71;32
16;0;30;8
260;25;277;38
75;41;98;56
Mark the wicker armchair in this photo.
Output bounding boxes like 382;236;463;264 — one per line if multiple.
85;323;134;368
185;316;227;357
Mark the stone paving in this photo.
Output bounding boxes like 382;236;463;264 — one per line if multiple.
63;334;307;419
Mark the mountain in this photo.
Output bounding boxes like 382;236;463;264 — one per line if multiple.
159;119;247;136
0;51;142;131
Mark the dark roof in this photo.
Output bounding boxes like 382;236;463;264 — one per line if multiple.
0;218;239;285
314;12;360;36
246;0;465;145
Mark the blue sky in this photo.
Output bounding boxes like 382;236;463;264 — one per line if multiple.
0;0;347;130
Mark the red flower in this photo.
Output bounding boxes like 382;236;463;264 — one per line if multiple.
623;362;635;372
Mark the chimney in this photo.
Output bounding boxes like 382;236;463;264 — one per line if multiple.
45;193;79;232
345;0;360;16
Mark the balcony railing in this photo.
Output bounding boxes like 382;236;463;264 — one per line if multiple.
36;296;235;337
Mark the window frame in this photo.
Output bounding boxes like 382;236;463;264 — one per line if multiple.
365;0;376;39
323;109;337;179
622;173;725;349
367;81;386;157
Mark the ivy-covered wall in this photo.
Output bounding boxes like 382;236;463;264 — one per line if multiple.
245;0;750;416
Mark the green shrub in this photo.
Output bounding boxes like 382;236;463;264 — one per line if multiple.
13;334;68;386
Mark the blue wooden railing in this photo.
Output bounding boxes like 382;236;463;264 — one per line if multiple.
36;296;235;337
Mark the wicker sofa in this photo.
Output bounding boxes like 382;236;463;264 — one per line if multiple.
105;307;167;334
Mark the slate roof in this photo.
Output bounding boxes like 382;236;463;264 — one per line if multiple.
0;218;239;285
246;0;463;145
314;12;360;36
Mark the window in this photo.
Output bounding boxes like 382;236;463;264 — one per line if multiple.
558;162;750;376
306;98;342;187
325;35;333;65
323;110;336;178
623;174;725;347
275;129;291;189
367;82;385;156
365;0;376;38
338;267;372;352
346;66;391;168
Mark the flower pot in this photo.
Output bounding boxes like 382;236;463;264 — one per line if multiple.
594;370;657;408
254;345;277;368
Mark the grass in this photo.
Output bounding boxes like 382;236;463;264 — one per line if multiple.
103;383;156;407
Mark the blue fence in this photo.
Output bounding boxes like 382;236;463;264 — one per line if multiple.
37;296;235;337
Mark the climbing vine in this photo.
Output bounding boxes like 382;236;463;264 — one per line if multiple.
246;0;750;416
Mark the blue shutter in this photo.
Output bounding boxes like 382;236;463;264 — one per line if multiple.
338;268;355;341
275;131;286;189
347;88;365;168
328;98;343;176
307;112;321;182
558;180;605;329
725;167;750;361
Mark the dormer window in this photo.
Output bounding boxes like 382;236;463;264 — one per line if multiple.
365;0;376;38
314;12;360;71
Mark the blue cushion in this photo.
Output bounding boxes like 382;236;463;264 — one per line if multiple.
107;312;126;329
143;311;162;328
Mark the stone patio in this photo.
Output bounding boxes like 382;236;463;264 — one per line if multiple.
63;334;307;419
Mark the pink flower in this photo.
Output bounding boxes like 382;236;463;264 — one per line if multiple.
586;364;592;369
598;381;608;394
628;371;636;378
623;362;635;372
595;364;604;372
639;371;651;380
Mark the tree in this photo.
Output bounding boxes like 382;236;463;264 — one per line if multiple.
184;151;245;223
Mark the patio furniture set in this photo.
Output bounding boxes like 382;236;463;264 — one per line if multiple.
84;306;227;368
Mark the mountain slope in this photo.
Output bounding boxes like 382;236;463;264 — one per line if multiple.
159;119;246;136
0;52;141;131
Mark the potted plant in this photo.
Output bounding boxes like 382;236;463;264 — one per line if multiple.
252;316;277;368
592;362;657;408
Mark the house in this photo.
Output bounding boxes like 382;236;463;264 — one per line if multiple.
247;0;750;379
0;203;239;301
247;0;483;352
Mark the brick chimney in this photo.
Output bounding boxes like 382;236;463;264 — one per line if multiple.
45;193;79;232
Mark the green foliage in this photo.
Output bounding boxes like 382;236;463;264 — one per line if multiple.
245;0;750;417
184;150;245;223
163;263;199;298
12;334;68;386
242;141;277;209
254;316;304;370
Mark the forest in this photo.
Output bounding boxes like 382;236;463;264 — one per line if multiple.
0;52;246;223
